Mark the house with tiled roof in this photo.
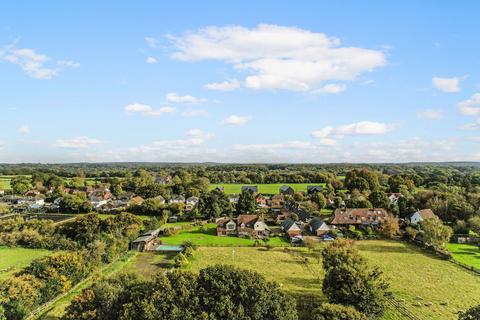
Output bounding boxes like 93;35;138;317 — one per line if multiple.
408;209;436;225
330;208;389;227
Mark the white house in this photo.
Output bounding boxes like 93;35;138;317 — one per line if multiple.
409;209;436;225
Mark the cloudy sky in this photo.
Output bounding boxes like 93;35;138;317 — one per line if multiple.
1;1;480;163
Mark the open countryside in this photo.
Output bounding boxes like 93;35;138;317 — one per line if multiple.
2;1;480;320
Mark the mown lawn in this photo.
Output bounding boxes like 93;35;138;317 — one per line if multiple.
0;246;52;281
358;240;480;320
209;183;326;195
446;243;480;270
160;223;290;247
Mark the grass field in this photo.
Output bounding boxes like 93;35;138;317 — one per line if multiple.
183;241;480;320
160;223;290;247
184;246;323;298
446;243;480;270
0;247;52;281
209;183;326;194
0;178;11;190
357;241;480;320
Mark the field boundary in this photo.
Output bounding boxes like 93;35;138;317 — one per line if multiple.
28;252;137;320
386;297;420;320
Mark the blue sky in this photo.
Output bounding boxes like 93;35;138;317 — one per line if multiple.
1;1;480;163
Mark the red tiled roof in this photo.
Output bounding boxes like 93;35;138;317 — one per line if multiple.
331;208;389;225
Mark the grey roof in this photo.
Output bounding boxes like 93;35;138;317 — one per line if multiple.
307;186;323;193
281;218;296;231
241;186;258;193
309;217;324;231
279;185;294;193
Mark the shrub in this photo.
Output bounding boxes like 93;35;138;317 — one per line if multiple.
459;304;480;320
311;303;367;320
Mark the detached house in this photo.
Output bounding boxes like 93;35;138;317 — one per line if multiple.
185;196;199;211
309;217;330;236
241;186;258;193
237;214;270;239
216;217;237;236
281;219;302;238
307;186;323;195
279;185;294;196
170;195;185;204
330;208;389;227
388;193;402;204
409;209;436;225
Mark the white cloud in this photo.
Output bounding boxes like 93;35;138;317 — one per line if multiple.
146;56;157;64
312;83;346;95
186;128;214;141
204;79;241;91
56;60;80;68
124;103;176;117
54;136;102;149
145;37;158;48
182;109;208;117
166;92;204;104
461;119;480;130
432;76;462;93
221;115;251;126
17;125;30;134
458;93;480;116
0;43;78;79
167;24;386;92
311;121;394;144
416;109;443;119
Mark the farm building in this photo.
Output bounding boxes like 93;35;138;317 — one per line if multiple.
130;229;161;252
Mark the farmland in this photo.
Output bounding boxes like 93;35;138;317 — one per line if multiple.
446;243;480;270
0;246;52;281
209;183;326;194
183;241;480;320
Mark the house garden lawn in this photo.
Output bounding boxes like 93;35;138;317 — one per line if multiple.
446;243;480;270
0;246;52;281
209;183;326;195
159;223;290;247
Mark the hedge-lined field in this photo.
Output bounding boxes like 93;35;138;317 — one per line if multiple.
0;246;52;280
183;241;480;320
446;243;480;270
209;183;326;195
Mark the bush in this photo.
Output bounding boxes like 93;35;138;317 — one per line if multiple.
459;304;480;320
311;303;367;320
173;253;189;268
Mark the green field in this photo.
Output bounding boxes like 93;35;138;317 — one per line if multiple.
160;223;290;247
447;243;480;270
0;178;11;190
358;241;480;320
209;183;326;194
183;241;480;320
184;246;322;298
0;247;52;280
